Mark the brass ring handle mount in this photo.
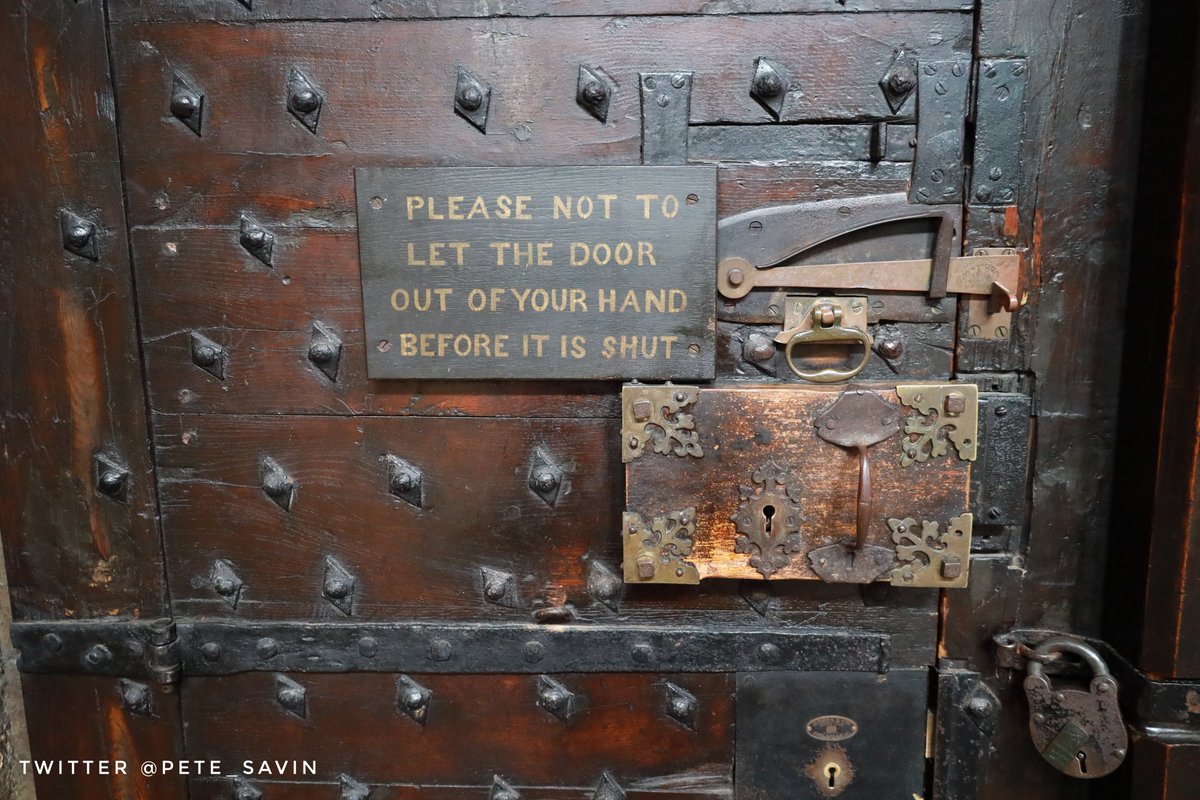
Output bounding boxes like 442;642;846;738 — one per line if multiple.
775;302;873;383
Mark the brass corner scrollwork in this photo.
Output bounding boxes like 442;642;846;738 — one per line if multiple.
887;513;972;588
622;508;700;585
896;383;979;466
732;462;805;579
621;385;703;463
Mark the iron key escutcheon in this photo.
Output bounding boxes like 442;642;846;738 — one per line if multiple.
1023;637;1128;778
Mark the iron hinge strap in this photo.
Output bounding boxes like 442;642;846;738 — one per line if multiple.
13;620;890;678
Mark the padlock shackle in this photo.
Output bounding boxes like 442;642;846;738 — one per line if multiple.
1026;636;1110;679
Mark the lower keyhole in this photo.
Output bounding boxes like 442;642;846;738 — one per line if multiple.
1076;751;1088;775
825;763;840;788
763;504;776;534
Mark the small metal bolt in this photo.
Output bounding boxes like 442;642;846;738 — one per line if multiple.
200;642;222;662
256;638;278;659
483;576;508;602
757;643;782;664
671;73;686;89
582;81;608;105
727;268;745;286
744;336;776;363
97;468;125;496
43;633;63;653
213;576;238;596
987;507;1002;521
656;93;670;108
391;471;414;493
66;225;93;248
324;577;352;600
523;641;545;663
290;89;320;113
670;696;693;718
530;470;558;493
975;185;994;203
169;93;195;118
674;392;687;404
278;686;304;708
85;644;112;668
193;344;219;367
753;71;783;97
989;166;1003;181
458;85;483;111
243;229;268;250
541;687;568;711
262;472;290;498
402;688;426;710
628;436;640;449
308;341;336;364
429;639;453;662
631;643;654;664
877;339;904;359
966;696;993;716
359;636;379;658
636;555;656;580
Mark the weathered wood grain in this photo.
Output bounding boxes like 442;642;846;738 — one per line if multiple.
22;676;187;800
111;1;974;23
109;14;970;223
188;784;726;800
181;672;734;786
0;0;165;618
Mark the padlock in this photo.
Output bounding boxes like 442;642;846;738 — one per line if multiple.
1023;636;1128;778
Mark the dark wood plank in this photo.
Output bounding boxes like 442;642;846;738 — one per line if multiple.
0;0;165;618
110;14;971;223
22;675;186;800
188;784;725;800
1126;736;1200;800
181;673;734;787
112;0;973;23
133;227;619;417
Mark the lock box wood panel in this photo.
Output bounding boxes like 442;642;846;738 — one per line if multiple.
622;383;976;586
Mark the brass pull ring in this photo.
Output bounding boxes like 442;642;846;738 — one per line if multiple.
781;304;873;383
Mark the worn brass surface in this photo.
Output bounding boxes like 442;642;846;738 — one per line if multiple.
622;509;701;585
887;513;972;588
775;299;873;383
621;385;703;464
896;384;979;465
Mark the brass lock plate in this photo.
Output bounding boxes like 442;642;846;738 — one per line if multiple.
622;382;975;585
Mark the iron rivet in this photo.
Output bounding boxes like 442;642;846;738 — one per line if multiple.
256;638;278;659
324;578;351;600
308;341;335;364
97;469;125;496
877;340;904;359
459;85;483;111
290;89;319;113
631;643;654;664
975;185;994;203
628;437;640;448
169;93;195;118
888;71;916;94
582;81;608;104
966;696;993;716
278;686;304;707
243;229;268;250
200;642;222;662
85;644;112;668
674;392;687;403
757;642;782;664
402;688;426;710
523;641;545;663
66;225;93;248
213;576;238;596
193;344;218;367
429;639;453;662
530;470;558;493
753;71;783;97
262;472;290;498
43;633;63;653
541;687;568;711
359;637;378;658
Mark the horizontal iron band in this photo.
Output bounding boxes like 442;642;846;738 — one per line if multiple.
13;619;889;680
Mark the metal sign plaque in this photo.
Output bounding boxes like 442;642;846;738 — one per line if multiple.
355;166;716;380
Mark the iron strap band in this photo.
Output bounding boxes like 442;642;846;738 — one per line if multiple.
12;619;890;681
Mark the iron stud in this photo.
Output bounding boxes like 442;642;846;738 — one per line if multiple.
455;67;492;133
93;453;129;502
664;682;698;728
84;644;112;668
586;561;623;612
209;559;244;608
169;72;205;136
749;57;790;120
537;675;579;722
256;638;278;659
322;556;357;615
285;67;324;133
275;675;307;718
491;776;521;800
397;675;431;724
340;775;372;800
576;64;615;122
528;447;566;506
60;209;98;260
386;455;424;509
200;642;222;661
879;47;920;112
120;679;153;716
239;215;274;266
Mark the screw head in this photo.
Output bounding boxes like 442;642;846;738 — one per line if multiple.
458;85;483;111
531;470;558;493
169;93;195;118
290;89;320;113
670;73;686;89
308;341;336;364
582;81;608;105
754;71;783;97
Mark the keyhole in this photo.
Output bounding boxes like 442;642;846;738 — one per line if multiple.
825;763;841;788
1076;751;1088;775
762;504;776;534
